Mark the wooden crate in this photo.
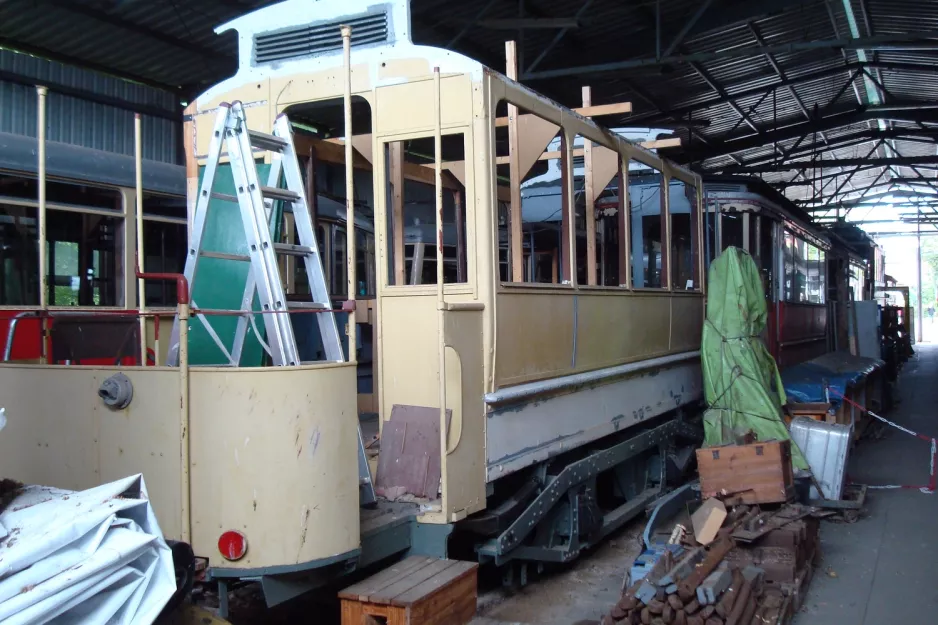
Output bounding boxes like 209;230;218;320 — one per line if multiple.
784;402;831;425
697;440;794;504
339;556;478;625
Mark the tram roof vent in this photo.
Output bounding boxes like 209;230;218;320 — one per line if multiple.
254;10;390;65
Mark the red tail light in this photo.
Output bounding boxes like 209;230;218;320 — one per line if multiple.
217;530;247;561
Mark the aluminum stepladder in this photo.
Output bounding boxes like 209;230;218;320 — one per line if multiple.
168;101;376;505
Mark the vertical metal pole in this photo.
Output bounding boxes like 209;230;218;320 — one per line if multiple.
37;86;48;364
178;299;190;542
342;25;358;363
917;209;924;343
135;114;148;364
433;66;450;481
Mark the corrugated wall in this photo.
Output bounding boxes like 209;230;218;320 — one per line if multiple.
0;49;181;165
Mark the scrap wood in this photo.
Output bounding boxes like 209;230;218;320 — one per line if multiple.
677;536;736;601
731;506;818;543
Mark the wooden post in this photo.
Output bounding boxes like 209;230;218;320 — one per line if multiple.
506;41;523;282
390;141;405;284
660;170;670;289
36;85;48;363
134;113;147;363
582;86;597;285
618;156;630;287
560;133;574;284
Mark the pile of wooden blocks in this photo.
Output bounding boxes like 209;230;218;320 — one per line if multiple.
601;440;822;625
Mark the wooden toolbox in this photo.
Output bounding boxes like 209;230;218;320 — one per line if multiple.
784;402;831;425
697;439;794;504
339;556;478;625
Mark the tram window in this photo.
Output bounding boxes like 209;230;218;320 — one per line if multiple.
333;226;347;295
384;133;468;286
494;100;564;284
142;194;187;307
575;136;621;286
806;244;825;304
721;212;744;251
669;179;700;291
46;209;121;307
0;204;39;305
629;162;666;289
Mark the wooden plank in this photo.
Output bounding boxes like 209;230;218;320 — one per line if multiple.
506;40;523;283
390;141;405;285
618;157;629;287
339;556;433;601
582;86;597;286
494;101;632;126
404;564;478;621
369;558;460;605
560;133;572;284
391;561;478;606
495;139;681;165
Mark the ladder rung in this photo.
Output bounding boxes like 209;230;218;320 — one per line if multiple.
261;186;300;202
211;192;238;203
248;130;288;151
287;301;329;310
274;243;316;256
201;251;250;262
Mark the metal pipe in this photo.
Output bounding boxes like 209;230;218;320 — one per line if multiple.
37;85;48;363
484;350;700;405
917;209;924;343
134;263;190;541
341;24;357;364
135;113;147;365
3;311;40;361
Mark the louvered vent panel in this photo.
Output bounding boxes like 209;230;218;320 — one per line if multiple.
254;12;388;64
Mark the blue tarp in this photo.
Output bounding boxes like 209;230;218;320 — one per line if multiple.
781;352;884;405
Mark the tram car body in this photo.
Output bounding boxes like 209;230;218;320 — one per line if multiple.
0;0;711;608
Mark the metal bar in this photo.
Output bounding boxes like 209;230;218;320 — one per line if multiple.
478;17;579;29
342;25;357;363
724;154;938;173
506;40;524;282
36;85;48;363
446;0;499;47
690;62;760;133
662;0;715;58
135;113;147;365
525;0;595;73
522;30;938;79
822;140;884;207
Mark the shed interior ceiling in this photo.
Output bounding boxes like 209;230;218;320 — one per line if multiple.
2;0;938;219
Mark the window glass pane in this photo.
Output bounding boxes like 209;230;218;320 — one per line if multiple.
142;194;187;307
629;162;666;288
333;226;347;296
793;236;807;302
784;231;794;301
386;133;468;285
47;210;121;306
0;204;39;305
669;179;699;290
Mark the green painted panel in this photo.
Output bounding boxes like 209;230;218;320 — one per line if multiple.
188;163;282;366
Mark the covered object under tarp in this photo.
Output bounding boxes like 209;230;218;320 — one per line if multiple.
701;247;808;470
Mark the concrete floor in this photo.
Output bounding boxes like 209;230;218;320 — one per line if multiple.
475;345;938;625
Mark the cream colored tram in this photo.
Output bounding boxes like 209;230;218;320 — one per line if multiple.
0;0;706;611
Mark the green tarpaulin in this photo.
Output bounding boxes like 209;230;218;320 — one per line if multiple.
701;247;808;470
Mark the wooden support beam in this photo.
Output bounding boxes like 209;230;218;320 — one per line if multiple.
494;137;682;165
583;86;597;285
494;102;633;127
389;141;405;285
618;157;630;287
561;133;573;284
507;40;524;282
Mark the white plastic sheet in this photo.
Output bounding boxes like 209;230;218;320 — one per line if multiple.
0;474;175;625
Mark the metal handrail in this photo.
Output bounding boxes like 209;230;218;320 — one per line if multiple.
3;311;39;361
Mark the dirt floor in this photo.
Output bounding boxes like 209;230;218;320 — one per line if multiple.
471;522;646;625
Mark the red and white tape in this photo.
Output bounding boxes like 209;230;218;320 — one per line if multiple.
828;389;936;494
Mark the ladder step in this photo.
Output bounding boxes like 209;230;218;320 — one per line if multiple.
274;243;316;257
287;301;330;310
201;251;250;262
261;186;300;202
211;192;238;203
248;129;288;152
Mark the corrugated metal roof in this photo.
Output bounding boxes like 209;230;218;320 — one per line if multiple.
0;0;936;210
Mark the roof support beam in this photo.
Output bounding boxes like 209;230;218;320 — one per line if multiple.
521;30;938;80
525;0;596;73
662;0;716;58
689;62;760;133
477;18;580;29
43;0;229;62
736;154;938;173
446;0;499;47
823;140;885;207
